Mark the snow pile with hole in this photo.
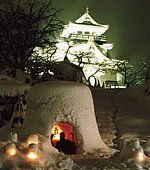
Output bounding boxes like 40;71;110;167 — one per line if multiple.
1;78;150;169
18;81;109;154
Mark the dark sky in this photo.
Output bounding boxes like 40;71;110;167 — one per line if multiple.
52;0;150;59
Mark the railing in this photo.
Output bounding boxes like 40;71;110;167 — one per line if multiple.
69;33;107;42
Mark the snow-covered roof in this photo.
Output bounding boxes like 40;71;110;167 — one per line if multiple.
75;7;107;27
61;22;109;38
61;8;109;38
69;40;112;63
100;43;114;51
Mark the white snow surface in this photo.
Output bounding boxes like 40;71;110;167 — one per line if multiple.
0;133;75;170
18;81;109;154
1;79;150;169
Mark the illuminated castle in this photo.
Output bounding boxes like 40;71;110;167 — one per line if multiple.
56;7;125;87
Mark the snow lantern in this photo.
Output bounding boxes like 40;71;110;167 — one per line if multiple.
5;143;18;157
19;81;109;154
26;134;39;146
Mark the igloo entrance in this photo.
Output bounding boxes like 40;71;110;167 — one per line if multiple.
50;122;76;154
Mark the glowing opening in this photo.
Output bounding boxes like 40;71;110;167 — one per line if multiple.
51;126;62;141
27;151;38;160
136;151;147;163
26;134;39;146
6;143;17;157
50;122;76;154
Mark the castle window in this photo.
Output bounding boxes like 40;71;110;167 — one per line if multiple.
85;31;90;34
77;31;82;34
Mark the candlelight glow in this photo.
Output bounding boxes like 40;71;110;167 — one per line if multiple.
53;133;60;141
51;126;62;135
51;126;62;141
26;151;38;160
6;143;17;157
136;151;147;163
27;134;39;146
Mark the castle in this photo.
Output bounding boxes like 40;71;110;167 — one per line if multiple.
55;7;125;88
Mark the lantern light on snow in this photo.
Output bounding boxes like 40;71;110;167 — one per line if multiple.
6;143;18;157
26;143;39;161
26;150;38;160
136;150;147;163
26;134;39;146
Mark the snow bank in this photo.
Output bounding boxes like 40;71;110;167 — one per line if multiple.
118;138;149;169
18;81;109;154
0;75;30;96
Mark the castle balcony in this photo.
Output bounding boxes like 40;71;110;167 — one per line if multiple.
69;33;107;42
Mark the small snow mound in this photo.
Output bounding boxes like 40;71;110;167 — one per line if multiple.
54;156;74;170
0;133;75;170
118;138;149;169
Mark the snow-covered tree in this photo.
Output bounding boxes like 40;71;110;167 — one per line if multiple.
0;0;63;71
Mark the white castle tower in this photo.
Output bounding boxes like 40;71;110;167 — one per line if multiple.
56;7;125;87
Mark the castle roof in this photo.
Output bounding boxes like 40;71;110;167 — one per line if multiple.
61;7;109;38
75;7;109;28
61;22;108;38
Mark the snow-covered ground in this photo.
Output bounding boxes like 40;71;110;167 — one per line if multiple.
90;86;150;169
91;86;150;140
0;78;150;169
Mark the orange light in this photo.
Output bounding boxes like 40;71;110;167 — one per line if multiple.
26;151;38;160
26;134;39;146
51;126;62;141
51;126;62;135
7;148;17;156
6;143;17;157
53;133;60;141
136;151;147;163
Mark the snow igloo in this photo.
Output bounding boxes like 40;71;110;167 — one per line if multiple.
20;81;109;154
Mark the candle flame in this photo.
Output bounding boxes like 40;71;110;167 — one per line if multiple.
27;151;38;160
53;133;60;141
136;151;147;162
7;148;17;156
6;144;17;157
27;134;39;146
51;125;62;141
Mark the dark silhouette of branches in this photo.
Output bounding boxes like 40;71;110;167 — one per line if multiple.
114;55;146;87
26;45;59;80
0;0;63;71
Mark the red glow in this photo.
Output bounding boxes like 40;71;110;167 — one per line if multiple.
51;122;76;148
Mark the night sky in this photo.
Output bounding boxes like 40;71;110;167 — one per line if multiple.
52;0;150;60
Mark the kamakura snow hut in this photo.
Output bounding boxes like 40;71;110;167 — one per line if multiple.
18;81;109;154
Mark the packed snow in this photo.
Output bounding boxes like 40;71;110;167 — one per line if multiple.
0;78;150;169
19;81;109;153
